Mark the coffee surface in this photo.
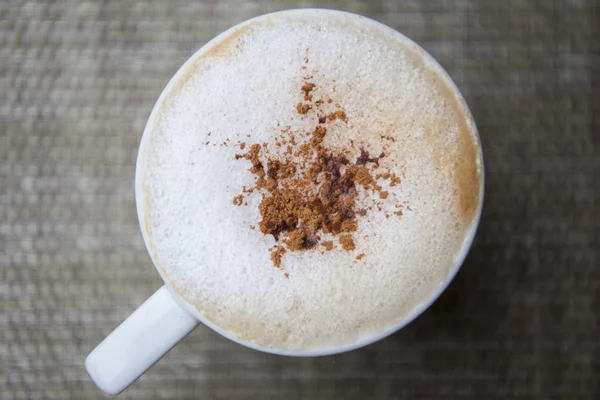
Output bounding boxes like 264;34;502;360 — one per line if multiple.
137;10;482;352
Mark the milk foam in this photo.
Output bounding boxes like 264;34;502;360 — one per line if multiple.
137;10;482;352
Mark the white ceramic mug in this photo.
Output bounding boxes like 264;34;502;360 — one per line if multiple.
85;9;484;396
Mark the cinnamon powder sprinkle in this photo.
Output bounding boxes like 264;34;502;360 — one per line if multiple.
233;194;244;206
302;82;316;101
270;246;287;268
233;75;404;267
390;173;401;187
339;234;355;251
323;241;334;251
356;253;366;260
296;102;311;114
327;110;348;122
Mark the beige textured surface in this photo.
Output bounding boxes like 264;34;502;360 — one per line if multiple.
1;1;599;399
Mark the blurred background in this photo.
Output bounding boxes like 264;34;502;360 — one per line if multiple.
1;0;598;399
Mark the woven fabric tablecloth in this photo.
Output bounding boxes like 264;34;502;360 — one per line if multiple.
2;1;599;399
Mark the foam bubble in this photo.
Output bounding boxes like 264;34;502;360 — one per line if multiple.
137;10;482;352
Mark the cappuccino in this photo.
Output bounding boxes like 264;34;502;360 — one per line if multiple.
137;10;482;352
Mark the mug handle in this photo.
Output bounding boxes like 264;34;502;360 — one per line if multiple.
85;286;199;395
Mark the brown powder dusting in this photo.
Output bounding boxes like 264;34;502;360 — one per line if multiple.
296;102;311;114
265;177;278;191
284;272;289;279
394;210;403;216
239;142;246;150
356;253;366;260
390;173;401;187
347;165;376;189
233;75;403;267
340;219;358;232
258;189;301;239
233;194;244;206
289;132;297;146
339;235;355;251
280;162;296;179
284;228;307;250
266;159;280;178
356;148;384;166
302;82;316;100
246;144;261;161
335;110;347;122
302;82;316;92
310;125;327;146
270;246;287;268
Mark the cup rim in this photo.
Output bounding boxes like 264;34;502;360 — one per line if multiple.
134;8;485;357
